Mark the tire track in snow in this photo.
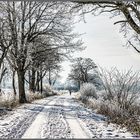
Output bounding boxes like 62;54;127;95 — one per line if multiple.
41;96;72;139
63;97;91;138
0;96;56;139
66;96;140;139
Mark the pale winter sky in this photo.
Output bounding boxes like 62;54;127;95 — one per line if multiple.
60;13;140;83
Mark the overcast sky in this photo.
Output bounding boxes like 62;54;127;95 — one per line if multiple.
60;13;140;83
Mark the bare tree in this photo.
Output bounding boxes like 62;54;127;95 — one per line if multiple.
0;3;13;90
0;1;83;103
28;33;81;93
68;57;97;89
99;67;140;109
12;70;17;96
0;62;8;91
72;1;140;51
47;66;61;86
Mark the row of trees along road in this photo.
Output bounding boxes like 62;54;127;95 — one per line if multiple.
0;1;84;103
0;1;139;103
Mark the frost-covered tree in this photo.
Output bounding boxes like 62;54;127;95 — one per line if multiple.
28;36;62;92
1;1;83;103
47;65;62;87
87;71;103;90
64;79;79;92
72;1;140;51
0;4;13;90
68;57;97;89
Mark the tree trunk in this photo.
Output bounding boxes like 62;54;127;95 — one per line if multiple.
48;68;51;86
78;81;80;90
17;70;27;103
29;68;36;92
31;68;36;92
40;70;43;93
29;70;31;90
36;71;40;91
0;66;7;90
12;70;17;96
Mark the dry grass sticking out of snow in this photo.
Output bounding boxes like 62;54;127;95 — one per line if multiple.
78;68;140;136
0;85;58;111
0;91;18;110
79;91;140;136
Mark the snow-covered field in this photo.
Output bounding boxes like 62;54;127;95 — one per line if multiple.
0;93;139;139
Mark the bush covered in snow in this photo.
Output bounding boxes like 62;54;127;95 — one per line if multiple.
97;99;140;135
26;92;44;102
78;68;140;135
43;84;52;93
100;68;140;110
0;84;58;110
99;68;140;134
0;91;18;109
79;83;98;102
43;84;58;97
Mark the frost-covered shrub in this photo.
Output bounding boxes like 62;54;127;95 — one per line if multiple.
88;71;104;90
80;83;98;101
97;99;140;135
51;90;58;95
99;68;140;110
43;85;58;97
78;68;140;135
0;91;18;109
27;91;44;102
43;85;53;96
43;84;52;93
85;97;101;111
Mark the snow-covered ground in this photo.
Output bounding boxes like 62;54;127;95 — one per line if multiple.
0;93;139;139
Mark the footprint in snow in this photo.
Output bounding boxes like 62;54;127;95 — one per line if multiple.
106;132;113;135
107;129;113;132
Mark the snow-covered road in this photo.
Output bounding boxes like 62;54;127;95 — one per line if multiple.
0;94;139;139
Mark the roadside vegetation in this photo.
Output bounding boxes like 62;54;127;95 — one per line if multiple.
0;84;58;110
0;1;140;136
73;66;140;135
